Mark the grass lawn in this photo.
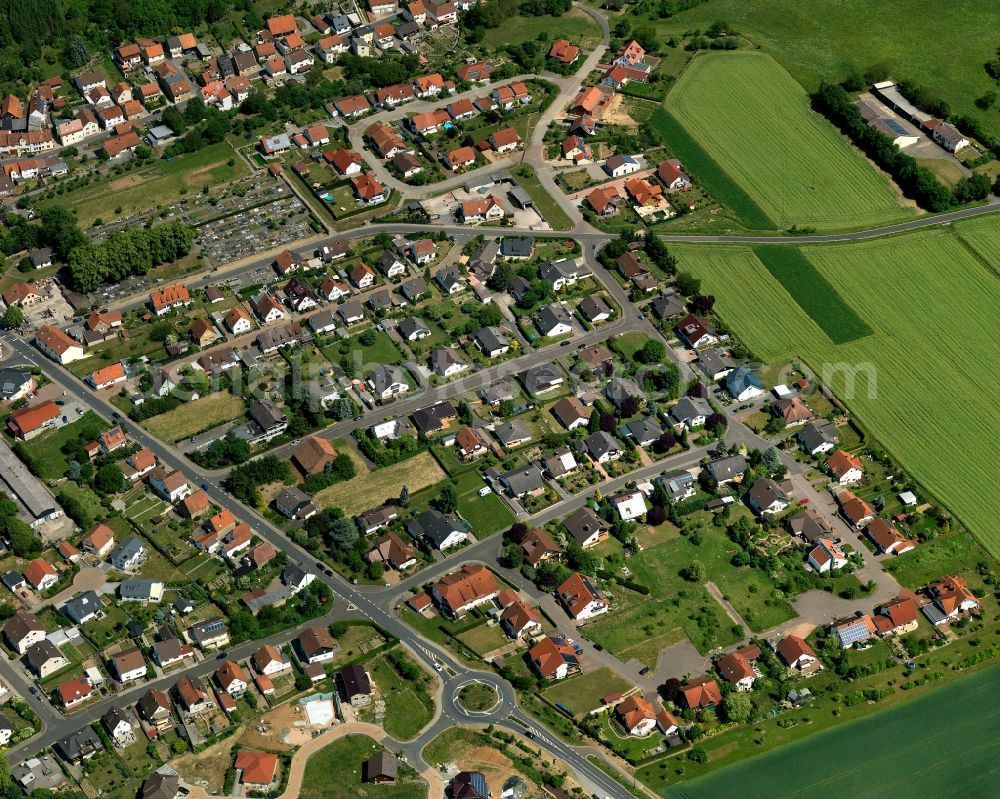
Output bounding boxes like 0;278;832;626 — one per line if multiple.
457;491;514;536
142;392;246;442
482;7;602;49
882;531;984;589
458;682;499;712
512;168;573;231
42;142;248;228
300;735;426;799
16;411;108;479
660;662;1000;798
457;621;508;656
56;481;106;525
665;52;914;231
609;331;653;362
314;450;446;516
368;649;436;739
676;220;1000;558
541;667;633;717
323;330;405;369
644;0;1000;142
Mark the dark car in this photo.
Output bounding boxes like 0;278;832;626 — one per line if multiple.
560;340;571;347
202;483;211;491
315;561;325;571
639;666;651;676
216;651;229;660
324;569;334;577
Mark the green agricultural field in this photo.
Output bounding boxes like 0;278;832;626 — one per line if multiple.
666;663;1000;798
753;246;872;344
666;52;914;231
675;221;1000;557
644;0;1000;142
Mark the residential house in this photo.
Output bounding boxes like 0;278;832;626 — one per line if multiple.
365;532;416;571
26;640;69;678
406;509;468;551
337;664;371;706
727;366;766;401
668;396;711;432
3;611;45;655
837;491;876;529
874;598;919;637
704;454;747;485
675;314;717;349
807;538;848;573
798;420;838;455
563;506;608;548
747;478;789;515
276;487;317;520
101;707;136;747
826;449;864;485
831;615;878;648
430;564;499;617
295;626;337;664
109;647;148;682
613;490;647;521
776;635;821;674
924;575;979;625
867;518;917;555
216;659;248;697
679;676;722;710
551;396;590;430
528;636;580;680
557;572;609;620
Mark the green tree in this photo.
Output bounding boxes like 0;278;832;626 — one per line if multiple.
94;464;127;495
3;305;23;328
723;691;753;723
681;560;706;582
434;483;459;514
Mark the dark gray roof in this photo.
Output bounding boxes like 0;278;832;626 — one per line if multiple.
369;364;407;396
798;420;837;451
748;478;788;511
578;294;611;321
519;363;563;394
585;430;620;459
248;400;287;433
493;420;531;446
411;401;457;433
54;726;103;763
500;465;544;496
650;292;685;319
705;454;746;482
625;415;662;444
406;510;465;548
400;277;427;301
471;326;508;354
668;397;711;426
500;236;533;258
695;348;736;379
605;377;642;407
0;368;30;400
397;316;429;340
533;304;573;336
62;591;102;624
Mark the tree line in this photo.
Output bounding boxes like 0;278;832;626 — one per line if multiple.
811;82;993;211
67;220;195;292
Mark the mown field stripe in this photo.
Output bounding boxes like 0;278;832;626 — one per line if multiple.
648;106;776;231
752;245;872;345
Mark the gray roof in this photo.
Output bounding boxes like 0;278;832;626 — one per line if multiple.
658;470;695;502
54;726;103;763
471;326;508;354
12;756;65;791
606;377;643;407
563;506;606;545
141;771;180;799
493;419;531;447
397;316;429;340
479;379;515;404
400;277;427;301
119;579;160;601
62;591;102;624
533;304;573;336
500;236;533;258
412;401;457;433
248;400;286;432
625;415;663;444
668;397;711;426
339;300;365;321
500;465;544;496
520;363;563;394
187;617;228;645
578;294;611;321
798;420;837;451
469;239;500;280
431;347;466;372
0;368;30;399
101;706;133;733
308;310;338;332
365;751;398;781
586;430;620;459
696;348;736;379
539;258;580;284
748;478;788;511
705;454;746;482
406;510;465;548
110;537;145;567
370;364;407;396
650;293;685;319
367;289;392;310
435;268;463;292
0;437;59;521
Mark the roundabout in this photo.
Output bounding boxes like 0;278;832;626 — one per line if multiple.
455;680;502;715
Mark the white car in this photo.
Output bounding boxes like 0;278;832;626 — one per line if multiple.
478;486;492;496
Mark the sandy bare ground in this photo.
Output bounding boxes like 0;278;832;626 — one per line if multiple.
111;175;144;191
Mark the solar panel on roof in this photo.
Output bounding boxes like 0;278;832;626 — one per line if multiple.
881;118;908;135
